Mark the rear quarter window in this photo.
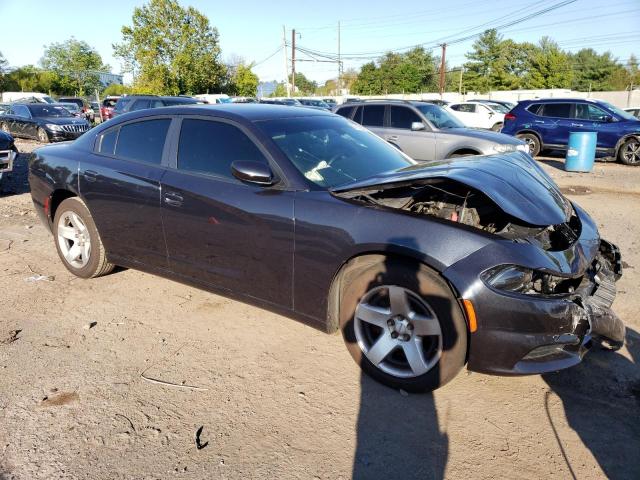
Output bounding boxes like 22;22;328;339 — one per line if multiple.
527;104;543;115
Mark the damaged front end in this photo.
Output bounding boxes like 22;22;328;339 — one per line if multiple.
332;153;625;374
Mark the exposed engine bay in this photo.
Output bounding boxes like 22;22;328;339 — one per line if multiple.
335;178;582;252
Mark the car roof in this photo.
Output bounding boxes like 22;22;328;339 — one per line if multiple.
520;98;604;104
109;103;334;122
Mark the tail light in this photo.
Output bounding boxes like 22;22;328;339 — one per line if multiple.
504;113;516;121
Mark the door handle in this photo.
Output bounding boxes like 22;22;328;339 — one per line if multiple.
83;170;98;182
387;135;399;141
164;192;183;207
570;123;583;127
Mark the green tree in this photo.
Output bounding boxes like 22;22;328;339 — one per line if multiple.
0;51;9;92
40;38;107;95
269;82;288;97
230;64;259;96
569;48;627;91
102;83;131;96
522;37;573;89
114;0;226;95
290;72;317;95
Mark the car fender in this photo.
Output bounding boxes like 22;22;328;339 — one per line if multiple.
614;132;640;155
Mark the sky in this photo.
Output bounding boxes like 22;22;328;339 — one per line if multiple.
0;0;638;85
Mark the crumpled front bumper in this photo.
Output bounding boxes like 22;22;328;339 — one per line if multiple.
444;236;625;376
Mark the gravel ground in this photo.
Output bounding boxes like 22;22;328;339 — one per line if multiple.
1;139;639;480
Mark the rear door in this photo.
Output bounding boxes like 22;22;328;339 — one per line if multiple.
160;116;294;307
79;116;172;267
539;103;573;146
387;105;436;160
356;104;386;138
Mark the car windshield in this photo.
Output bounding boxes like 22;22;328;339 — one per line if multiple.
29;104;73;118
59;103;79;112
599;101;638;121
257;115;414;189
416;104;465;129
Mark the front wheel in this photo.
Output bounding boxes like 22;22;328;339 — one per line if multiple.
339;256;468;393
516;133;541;157
37;127;49;143
618;137;640;166
53;197;114;278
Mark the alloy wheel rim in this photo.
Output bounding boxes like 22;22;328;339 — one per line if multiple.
354;285;443;378
623;141;640;164
57;211;91;269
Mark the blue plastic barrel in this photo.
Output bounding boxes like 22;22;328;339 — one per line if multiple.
565;131;597;172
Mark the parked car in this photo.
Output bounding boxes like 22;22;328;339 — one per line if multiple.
624;107;640;119
57;97;95;123
334;100;528;160
56;102;84;118
322;98;337;108
298;98;332;110
0;130;17;183
100;96;120;121
468;99;517;110
231;97;256;103
1;92;55;104
112;95;200;117
0;103;10;116
0;103;90;143
27;105;624;392
501;98;640;165
194;94;232;104
445;102;506;131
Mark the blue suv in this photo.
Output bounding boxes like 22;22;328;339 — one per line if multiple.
501;98;640;165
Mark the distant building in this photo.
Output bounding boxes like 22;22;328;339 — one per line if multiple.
99;72;124;88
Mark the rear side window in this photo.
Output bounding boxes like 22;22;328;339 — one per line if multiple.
177;119;267;179
541;103;571;118
97;128;118;155
336;106;354;119
362;105;385;127
115;119;171;164
451;104;476;113
389;106;421;129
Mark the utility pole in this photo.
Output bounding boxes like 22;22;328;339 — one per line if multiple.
291;29;296;94
458;66;464;95
337;21;341;95
628;82;634;107
282;25;291;97
439;43;447;97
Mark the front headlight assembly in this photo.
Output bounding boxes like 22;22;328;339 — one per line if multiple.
481;265;582;296
46;124;64;131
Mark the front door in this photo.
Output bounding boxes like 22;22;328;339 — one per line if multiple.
160;117;295;307
79;116;172;267
386;105;436;160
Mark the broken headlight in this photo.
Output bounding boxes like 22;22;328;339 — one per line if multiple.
482;265;582;296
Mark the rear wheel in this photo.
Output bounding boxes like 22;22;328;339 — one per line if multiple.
53;197;114;278
339;256;468;393
516;133;541;157
618;137;640;166
37;127;49;144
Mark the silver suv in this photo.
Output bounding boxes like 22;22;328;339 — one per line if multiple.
334;100;528;160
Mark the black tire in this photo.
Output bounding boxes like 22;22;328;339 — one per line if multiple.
37;127;49;144
491;122;503;132
617;137;640;166
516;132;541;157
53;197;114;279
338;256;468;393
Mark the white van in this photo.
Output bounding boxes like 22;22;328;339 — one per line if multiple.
194;94;232;104
1;92;56;104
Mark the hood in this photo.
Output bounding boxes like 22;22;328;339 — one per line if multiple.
331;151;572;226
38;117;89;126
438;127;524;145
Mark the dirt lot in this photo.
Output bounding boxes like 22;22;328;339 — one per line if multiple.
1;140;639;480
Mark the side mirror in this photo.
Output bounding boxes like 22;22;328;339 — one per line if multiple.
604;115;614;123
231;161;275;185
411;121;426;131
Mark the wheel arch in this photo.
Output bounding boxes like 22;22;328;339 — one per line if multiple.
445;147;481;158
49;188;78;223
614;132;640;157
326;250;459;334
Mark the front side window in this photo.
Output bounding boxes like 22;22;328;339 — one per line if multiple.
362;105;385;127
541;103;571;118
416;104;465;129
389;106;422;129
114;119;170;164
177;119;267;179
575;103;609;121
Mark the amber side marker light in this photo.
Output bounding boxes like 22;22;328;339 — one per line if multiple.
462;299;478;333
